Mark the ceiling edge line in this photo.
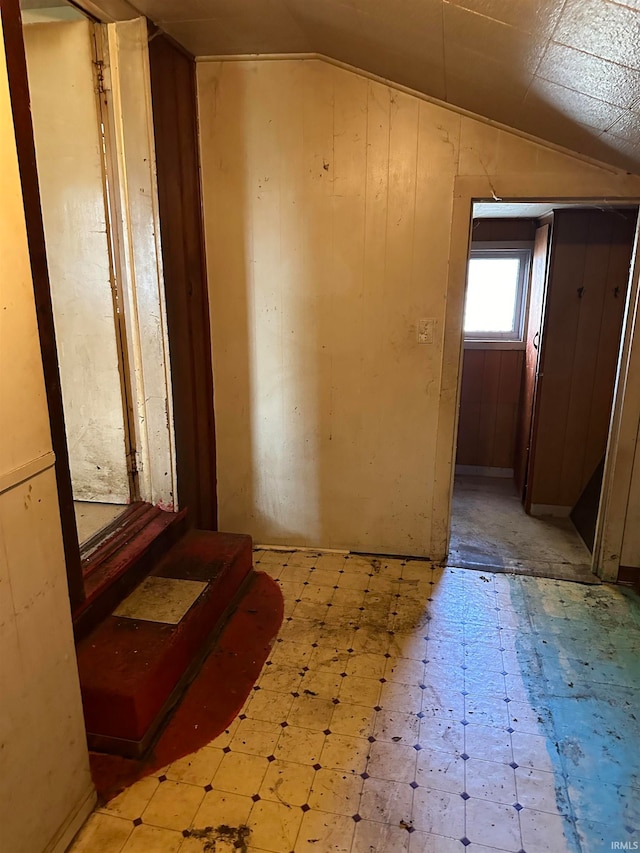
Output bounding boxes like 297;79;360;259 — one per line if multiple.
195;51;633;177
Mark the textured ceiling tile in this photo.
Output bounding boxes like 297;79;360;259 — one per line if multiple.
160;19;309;55
554;0;640;71
443;1;547;70
353;23;444;73
366;49;446;100
527;77;627;131
444;0;563;36
446;76;525;128
133;0;299;29
129;0;239;22
221;22;309;55
443;39;532;129
578;132;640;173
517;96;609;157
308;24;447;101
357;0;445;33
289;0;445;65
285;0;364;34
605;108;640;142
131;0;640;172
158;21;225;54
537;42;640;109
445;43;533;99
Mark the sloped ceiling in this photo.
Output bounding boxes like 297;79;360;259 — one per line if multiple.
124;0;640;173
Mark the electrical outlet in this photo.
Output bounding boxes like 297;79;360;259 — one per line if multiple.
418;318;435;344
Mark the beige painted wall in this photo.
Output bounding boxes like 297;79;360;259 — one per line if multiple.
24;20;130;503
198;58;640;558
0;17;95;853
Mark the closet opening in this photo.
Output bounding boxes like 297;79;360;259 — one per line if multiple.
450;201;639;582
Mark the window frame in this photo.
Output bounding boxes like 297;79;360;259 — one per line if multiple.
463;242;533;349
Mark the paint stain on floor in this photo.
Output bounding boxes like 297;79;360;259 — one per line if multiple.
504;575;640;852
89;570;284;803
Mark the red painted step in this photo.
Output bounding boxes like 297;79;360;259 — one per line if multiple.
76;530;253;757
74;504;188;641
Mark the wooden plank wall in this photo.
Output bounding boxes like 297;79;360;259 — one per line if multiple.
457;349;525;469
149;34;217;529
529;208;638;508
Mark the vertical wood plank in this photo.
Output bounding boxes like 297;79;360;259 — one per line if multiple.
456;349;524;470
493;350;524;469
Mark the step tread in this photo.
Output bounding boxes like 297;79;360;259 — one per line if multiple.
77;529;253;746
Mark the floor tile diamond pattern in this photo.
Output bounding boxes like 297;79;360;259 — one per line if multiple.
70;550;640;852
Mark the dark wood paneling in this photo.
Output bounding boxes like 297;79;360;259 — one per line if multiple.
149;33;217;530
457;349;525;469
529;209;637;509
471;218;538;243
2;0;84;610
529;211;589;505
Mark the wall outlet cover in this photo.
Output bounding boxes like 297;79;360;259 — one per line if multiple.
418;318;435;344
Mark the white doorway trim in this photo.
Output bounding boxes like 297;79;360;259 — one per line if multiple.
434;173;640;581
99;18;177;509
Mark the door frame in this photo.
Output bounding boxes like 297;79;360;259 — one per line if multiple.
3;5;177;609
2;0;84;609
98;18;177;509
434;174;640;582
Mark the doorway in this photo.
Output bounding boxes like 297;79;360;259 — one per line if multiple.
449;201;639;582
21;2;134;547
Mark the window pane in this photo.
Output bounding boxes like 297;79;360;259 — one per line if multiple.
464;257;520;334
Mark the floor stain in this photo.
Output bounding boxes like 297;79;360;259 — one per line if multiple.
184;824;251;852
507;574;640;850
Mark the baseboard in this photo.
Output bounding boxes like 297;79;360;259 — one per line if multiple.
47;784;96;853
455;465;514;478
618;565;640;587
530;504;573;518
256;544;350;554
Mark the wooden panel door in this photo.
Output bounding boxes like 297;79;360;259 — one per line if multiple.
526;209;636;511
515;223;550;502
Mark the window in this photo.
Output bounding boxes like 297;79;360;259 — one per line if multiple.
464;247;531;344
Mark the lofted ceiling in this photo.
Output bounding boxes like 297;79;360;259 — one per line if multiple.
18;0;640;173
123;0;640;174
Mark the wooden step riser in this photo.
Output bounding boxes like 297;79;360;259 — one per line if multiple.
76;530;253;757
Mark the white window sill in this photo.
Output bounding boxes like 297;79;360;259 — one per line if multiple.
463;339;526;350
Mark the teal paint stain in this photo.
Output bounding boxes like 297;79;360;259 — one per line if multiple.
506;575;640;853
